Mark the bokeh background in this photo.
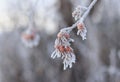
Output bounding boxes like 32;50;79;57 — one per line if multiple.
0;0;120;82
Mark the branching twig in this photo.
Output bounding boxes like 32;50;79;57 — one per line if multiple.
65;0;98;32
51;0;98;70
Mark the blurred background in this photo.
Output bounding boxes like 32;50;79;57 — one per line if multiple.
0;0;120;82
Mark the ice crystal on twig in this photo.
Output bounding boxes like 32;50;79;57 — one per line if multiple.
51;45;76;70
77;22;87;40
21;28;40;48
72;6;87;21
51;28;76;70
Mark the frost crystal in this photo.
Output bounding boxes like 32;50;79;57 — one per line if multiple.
72;6;87;21
77;22;87;40
51;28;76;70
21;28;40;48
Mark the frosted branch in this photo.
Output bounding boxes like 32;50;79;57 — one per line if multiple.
51;0;98;70
67;0;97;31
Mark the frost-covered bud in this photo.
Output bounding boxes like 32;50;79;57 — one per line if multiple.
77;22;87;40
21;28;40;48
72;6;87;21
51;28;76;70
72;6;81;21
62;46;76;70
51;45;76;70
56;29;74;46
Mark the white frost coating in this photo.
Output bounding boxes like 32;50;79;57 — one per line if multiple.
63;52;76;70
51;29;76;70
77;23;87;40
77;29;87;40
51;47;76;70
72;5;87;21
65;0;97;40
68;0;98;31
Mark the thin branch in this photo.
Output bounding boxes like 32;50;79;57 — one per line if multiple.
65;0;98;32
80;0;97;22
